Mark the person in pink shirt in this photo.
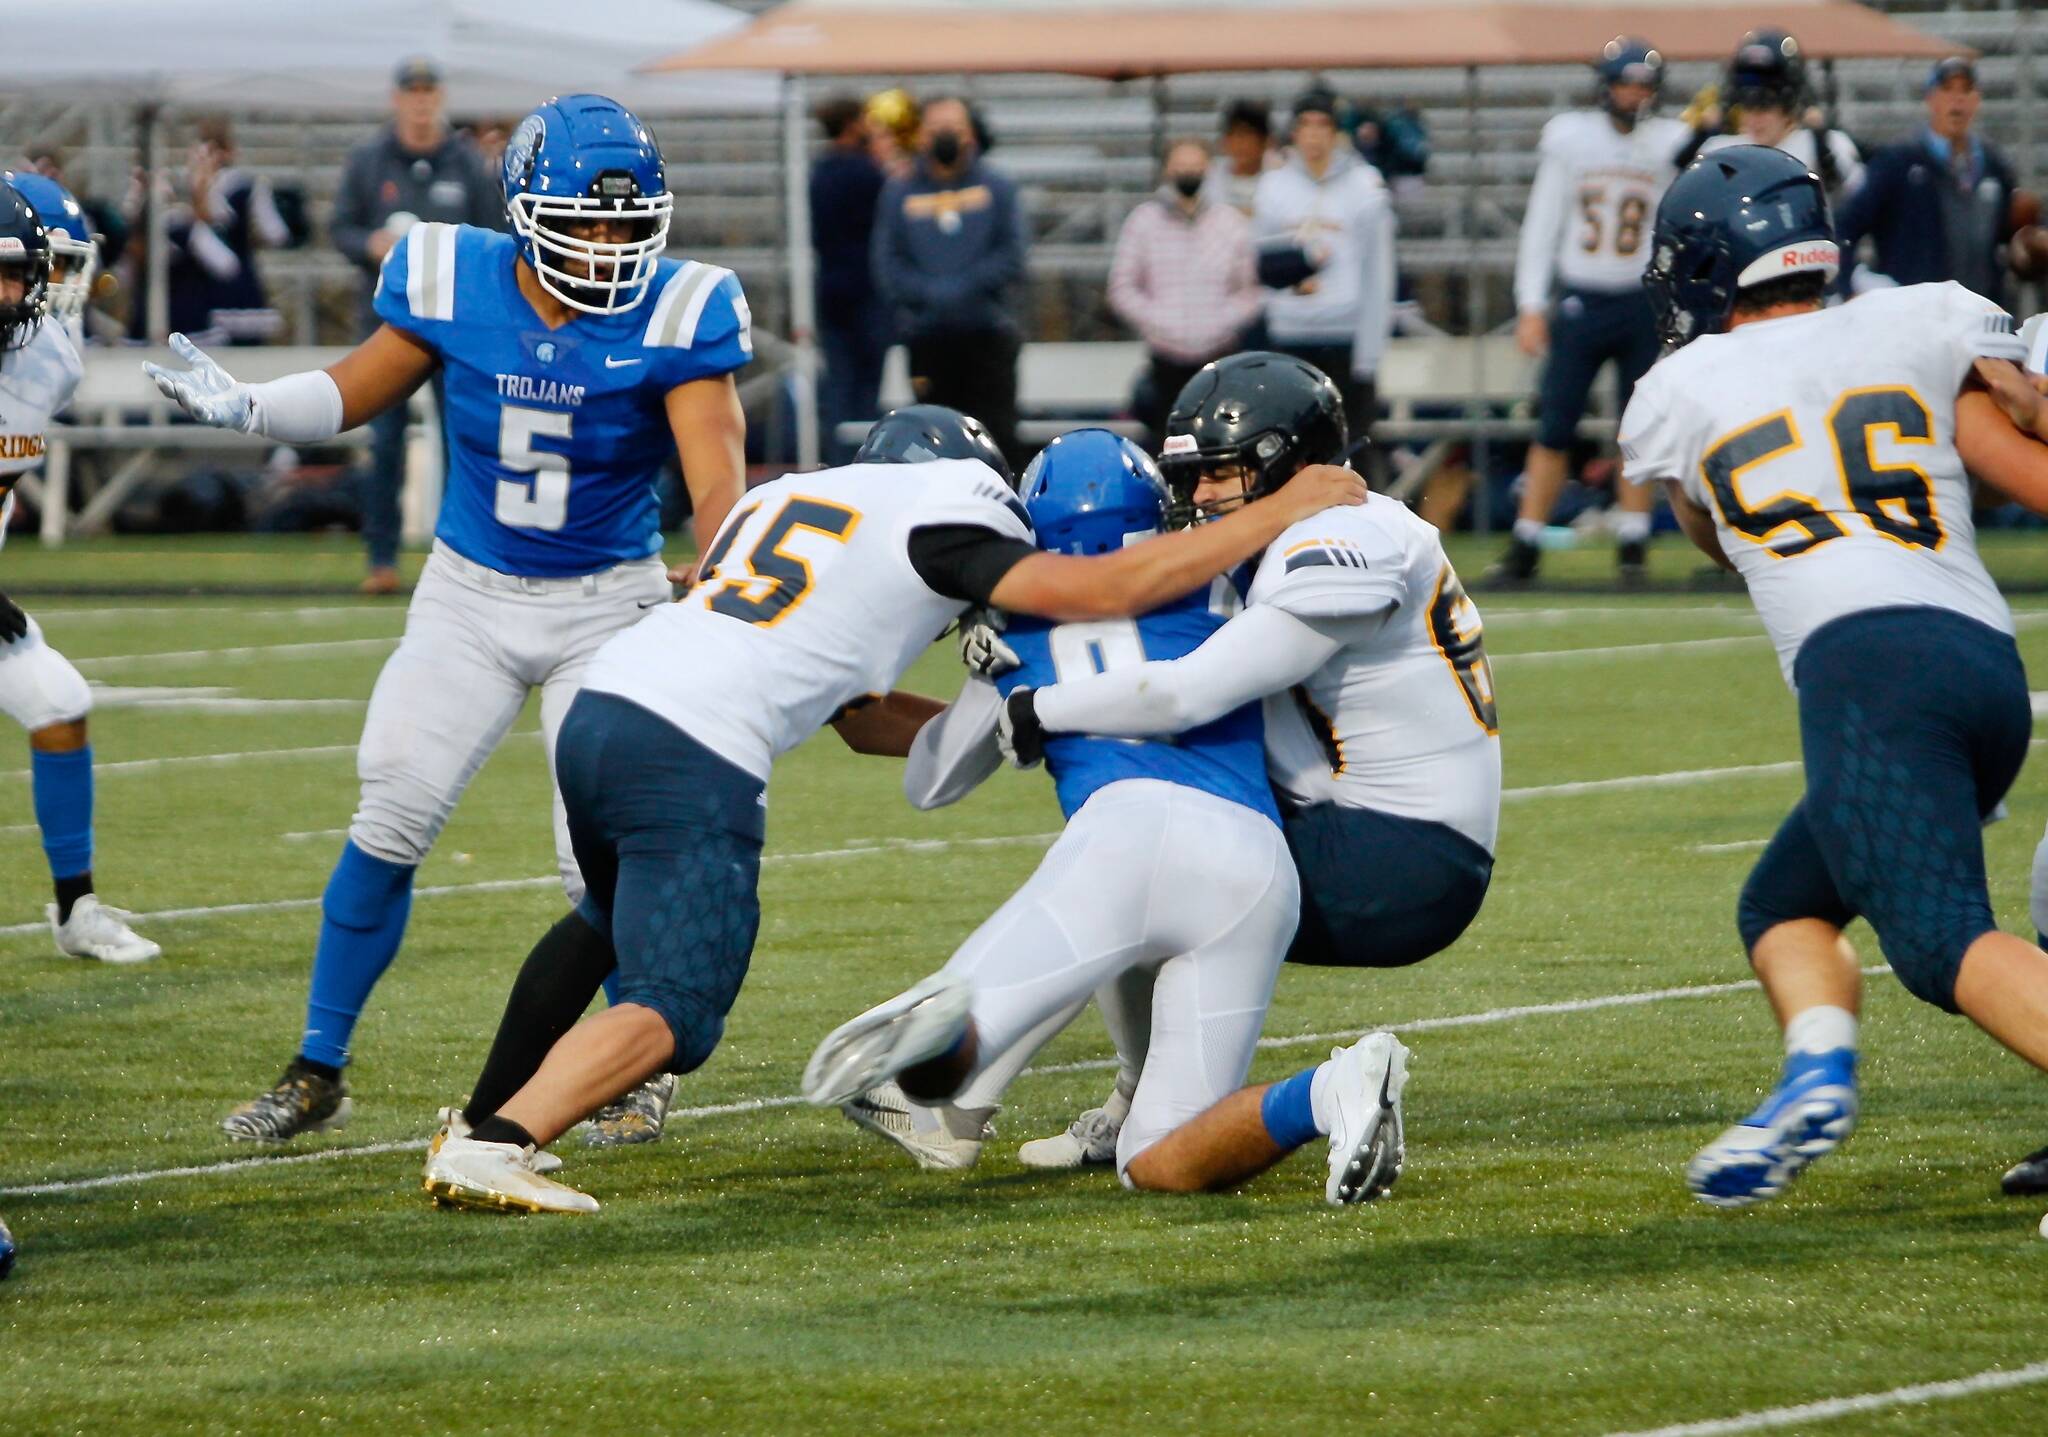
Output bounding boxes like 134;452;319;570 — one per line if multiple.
1109;139;1263;446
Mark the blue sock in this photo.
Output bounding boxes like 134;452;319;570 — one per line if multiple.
31;746;93;885
300;841;417;1070
1260;1064;1323;1151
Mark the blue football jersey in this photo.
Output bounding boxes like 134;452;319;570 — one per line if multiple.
374;223;752;577
997;574;1278;824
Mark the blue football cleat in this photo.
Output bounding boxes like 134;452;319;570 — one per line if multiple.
0;1213;15;1280
1687;1048;1858;1208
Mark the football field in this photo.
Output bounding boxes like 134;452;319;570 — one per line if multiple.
5;533;2048;1435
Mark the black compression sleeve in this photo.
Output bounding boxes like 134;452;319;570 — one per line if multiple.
907;524;1040;605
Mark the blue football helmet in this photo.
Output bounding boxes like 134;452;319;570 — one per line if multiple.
1644;146;1838;350
1595;37;1664;130
4;171;95;323
503;93;672;316
854;404;1011;486
0;180;51;353
1020;428;1169;556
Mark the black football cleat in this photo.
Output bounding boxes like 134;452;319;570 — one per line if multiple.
1482;536;1542;587
1617;538;1648;588
221;1058;352;1142
2002;1144;2048;1197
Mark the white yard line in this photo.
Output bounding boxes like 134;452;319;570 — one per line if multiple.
89;684;362;715
2;967;1877;1200
1504;761;1803;801
31;605;388;621
281;828;351;843
71;636;400;670
0;730;540;782
1690;839;1770;854
1498;635;1766;664
1602;1358;2048;1437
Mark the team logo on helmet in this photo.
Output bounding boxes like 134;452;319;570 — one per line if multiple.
505;115;544;191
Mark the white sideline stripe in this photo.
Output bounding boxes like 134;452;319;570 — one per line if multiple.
3;968;1879;1199
1602;1358;2048;1437
72;636;400;670
0;830;1064;937
1691;839;1769;854
0;730;541;782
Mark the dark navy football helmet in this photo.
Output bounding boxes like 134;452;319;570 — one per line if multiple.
1159;351;1346;527
1727;28;1806;113
854;404;1012;486
1643;146;1838;350
503;93;671;315
1595;36;1665;130
3;172;93;323
0;180;51;353
1019;428;1168;556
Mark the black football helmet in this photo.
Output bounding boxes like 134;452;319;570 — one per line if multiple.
0;180;51;353
1158;351;1347;527
854;404;1012;486
1727;28;1806;113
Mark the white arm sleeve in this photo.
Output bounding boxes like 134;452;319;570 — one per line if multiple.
903;677;1006;810
1035;602;1379;738
244;369;346;443
1514;150;1570;314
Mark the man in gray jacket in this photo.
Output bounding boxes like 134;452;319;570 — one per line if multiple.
871;96;1030;466
1251;91;1394;456
331;57;503;594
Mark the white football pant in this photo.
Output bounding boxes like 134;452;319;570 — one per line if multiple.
349;541;669;899
0;617;92;733
937;778;1298;1180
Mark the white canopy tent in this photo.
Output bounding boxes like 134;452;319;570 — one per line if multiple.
23;0;777;114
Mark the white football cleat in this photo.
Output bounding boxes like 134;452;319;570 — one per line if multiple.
433;1106;563;1176
1322;1032;1410;1207
803;973;973;1109
49;896;160;964
842;1080;990;1170
423;1135;596;1214
1017;1106;1123;1170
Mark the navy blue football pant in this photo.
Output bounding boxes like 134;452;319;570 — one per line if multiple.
555;691;764;1074
1534;288;1659;451
1738;607;2031;1012
1284;802;1494;968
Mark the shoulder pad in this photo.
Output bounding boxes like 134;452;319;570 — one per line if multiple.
643;261;740;350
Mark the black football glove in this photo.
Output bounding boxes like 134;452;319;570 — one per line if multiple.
995;686;1046;769
0;591;25;645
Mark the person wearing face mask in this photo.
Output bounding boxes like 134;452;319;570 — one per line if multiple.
1108;139;1260;448
871;95;1030;465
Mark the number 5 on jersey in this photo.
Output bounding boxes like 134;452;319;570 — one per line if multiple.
497;404;572;530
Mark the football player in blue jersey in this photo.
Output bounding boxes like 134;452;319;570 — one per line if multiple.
146;94;750;1145
808;430;1404;1204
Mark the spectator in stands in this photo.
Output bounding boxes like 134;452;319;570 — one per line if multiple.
872;95;1029;465
1351;104;1430;201
1251;89;1394;458
1109;138;1260;446
1206;100;1274;217
1698;29;1862;199
331;56;502;595
812;96;890;464
1837;57;2026;310
123;121;293;348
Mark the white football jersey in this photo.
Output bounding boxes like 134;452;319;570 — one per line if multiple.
1248;500;1502;852
0;321;83;553
1514;111;1692;311
1621;282;2023;684
583;458;1031;781
1701;127;1864;196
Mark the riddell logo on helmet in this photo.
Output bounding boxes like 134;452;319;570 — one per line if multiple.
1161;434;1199;455
1782;247;1834;270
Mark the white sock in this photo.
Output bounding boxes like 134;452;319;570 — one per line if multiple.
1784;1005;1857;1057
1613;509;1652;545
1512;516;1546;545
1306;1059;1337;1136
1104;1075;1135;1124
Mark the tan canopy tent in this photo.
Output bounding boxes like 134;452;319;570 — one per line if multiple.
648;0;1958;79
644;0;1965;464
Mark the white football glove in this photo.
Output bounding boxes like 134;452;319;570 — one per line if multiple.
958;609;1020;679
141;333;255;432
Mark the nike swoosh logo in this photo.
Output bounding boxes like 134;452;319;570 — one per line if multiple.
1377;1059;1395;1112
604;355;643;369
